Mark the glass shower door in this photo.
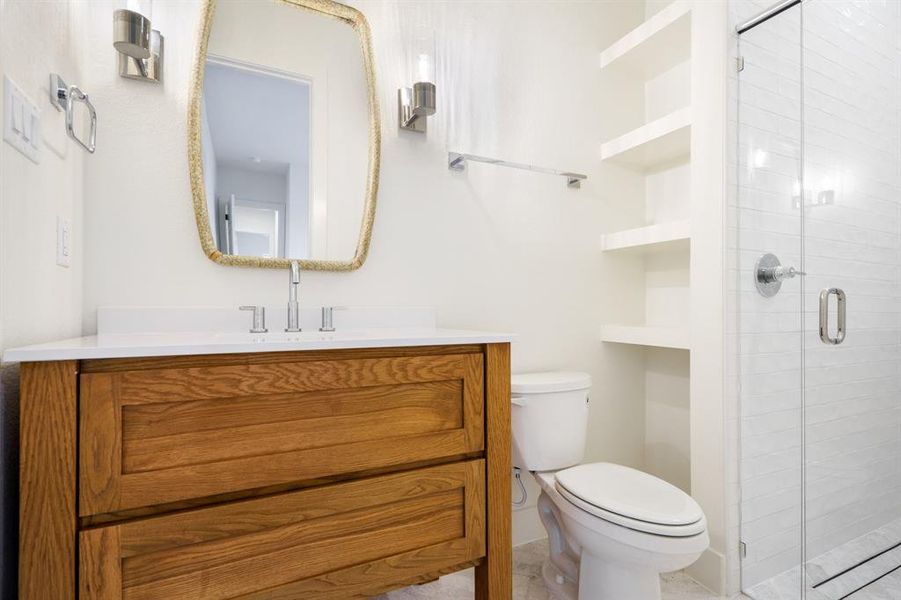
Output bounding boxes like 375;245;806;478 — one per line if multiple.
801;1;901;598
735;1;806;595
737;1;901;598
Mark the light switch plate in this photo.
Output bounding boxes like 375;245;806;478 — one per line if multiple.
56;217;72;268
3;76;40;164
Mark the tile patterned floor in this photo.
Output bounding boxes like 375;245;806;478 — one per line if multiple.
374;539;735;599
851;568;901;599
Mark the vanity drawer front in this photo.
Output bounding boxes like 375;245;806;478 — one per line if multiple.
80;460;486;600
79;352;484;515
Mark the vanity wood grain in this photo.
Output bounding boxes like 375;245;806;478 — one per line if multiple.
20;343;512;599
81;461;485;599
19;360;78;600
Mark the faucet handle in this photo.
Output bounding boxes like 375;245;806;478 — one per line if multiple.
320;306;348;332
239;305;268;333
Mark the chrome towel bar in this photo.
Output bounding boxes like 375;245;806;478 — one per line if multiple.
448;151;587;189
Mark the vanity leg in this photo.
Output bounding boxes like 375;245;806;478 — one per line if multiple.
19;361;78;600
475;343;512;599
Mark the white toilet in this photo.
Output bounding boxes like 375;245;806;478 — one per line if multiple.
511;372;709;600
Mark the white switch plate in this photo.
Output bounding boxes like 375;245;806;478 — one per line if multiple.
56;217;72;268
3;76;40;163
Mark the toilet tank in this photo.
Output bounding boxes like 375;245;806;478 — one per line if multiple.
510;371;592;472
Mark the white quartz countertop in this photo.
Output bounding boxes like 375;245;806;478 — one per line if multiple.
2;328;515;362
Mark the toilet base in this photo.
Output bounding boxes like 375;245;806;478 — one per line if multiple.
541;560;579;600
578;552;662;600
533;482;707;600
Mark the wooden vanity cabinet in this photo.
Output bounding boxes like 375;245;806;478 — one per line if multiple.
19;343;512;599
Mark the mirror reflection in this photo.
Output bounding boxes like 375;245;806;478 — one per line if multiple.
198;0;372;263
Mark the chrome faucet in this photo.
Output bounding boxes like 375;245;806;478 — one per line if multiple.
239;305;267;333
285;261;301;332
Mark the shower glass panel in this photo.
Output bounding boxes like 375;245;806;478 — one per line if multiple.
736;1;901;598
801;1;901;598
736;2;805;596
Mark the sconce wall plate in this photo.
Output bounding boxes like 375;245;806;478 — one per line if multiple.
398;81;435;132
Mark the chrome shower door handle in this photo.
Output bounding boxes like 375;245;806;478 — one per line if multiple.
819;288;846;345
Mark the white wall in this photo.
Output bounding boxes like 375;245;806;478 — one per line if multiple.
287;162;310;258
0;0;88;594
689;0;730;591
78;0;650;545
644;348;691;492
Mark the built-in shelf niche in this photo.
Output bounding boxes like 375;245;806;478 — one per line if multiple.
600;108;691;171
599;1;691;78
601;219;690;253
596;0;697;540
599;0;692;171
600;1;693;348
600;325;690;350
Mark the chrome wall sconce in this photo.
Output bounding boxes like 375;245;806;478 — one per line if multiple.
398;38;435;132
113;0;163;83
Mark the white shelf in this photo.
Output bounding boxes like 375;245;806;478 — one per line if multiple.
600;1;691;77
601;219;690;252
600;325;690;350
601;108;691;170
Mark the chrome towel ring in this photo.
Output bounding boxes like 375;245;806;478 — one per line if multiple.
49;73;97;154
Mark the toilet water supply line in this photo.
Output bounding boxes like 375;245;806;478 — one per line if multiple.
513;467;528;507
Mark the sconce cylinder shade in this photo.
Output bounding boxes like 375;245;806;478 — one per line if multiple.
412;81;436;117
398;83;436;133
113;9;152;60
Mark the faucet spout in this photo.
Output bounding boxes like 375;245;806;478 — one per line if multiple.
286;261;301;332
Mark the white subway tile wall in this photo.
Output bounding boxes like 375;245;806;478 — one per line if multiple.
801;0;901;570
729;0;901;591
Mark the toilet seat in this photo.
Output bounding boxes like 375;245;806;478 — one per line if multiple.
550;463;706;538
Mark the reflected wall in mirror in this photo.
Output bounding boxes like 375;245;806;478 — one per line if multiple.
189;0;380;271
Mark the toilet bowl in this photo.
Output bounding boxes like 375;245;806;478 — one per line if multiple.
511;372;709;600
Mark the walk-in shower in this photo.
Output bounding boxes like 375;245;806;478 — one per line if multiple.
733;0;901;597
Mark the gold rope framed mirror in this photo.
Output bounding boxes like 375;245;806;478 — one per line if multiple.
188;0;380;271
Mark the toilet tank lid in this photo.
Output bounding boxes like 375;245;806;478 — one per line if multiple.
511;371;591;394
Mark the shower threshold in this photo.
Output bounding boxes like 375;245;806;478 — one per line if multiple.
744;517;901;600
